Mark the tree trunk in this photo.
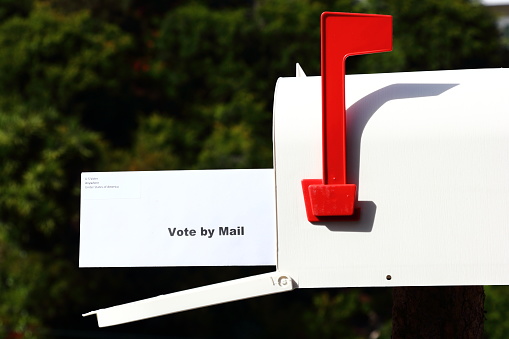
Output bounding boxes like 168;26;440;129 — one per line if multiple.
392;286;484;339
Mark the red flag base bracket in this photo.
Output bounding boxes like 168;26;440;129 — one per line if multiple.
301;179;357;222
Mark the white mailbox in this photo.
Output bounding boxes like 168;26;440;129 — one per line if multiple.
274;67;509;288
82;12;509;328
84;67;509;327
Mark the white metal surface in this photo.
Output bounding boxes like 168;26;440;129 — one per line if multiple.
84;272;294;327
274;68;509;288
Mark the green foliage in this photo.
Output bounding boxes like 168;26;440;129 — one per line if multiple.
303;288;392;339
0;3;135;145
304;289;369;338
107;114;183;171
0;0;507;337
0;4;131;105
0;101;103;246
357;0;502;72
0;99;104;335
0;229;42;338
484;286;509;338
0;0;32;22
149;0;367;170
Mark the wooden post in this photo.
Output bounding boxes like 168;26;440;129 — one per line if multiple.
392;286;485;338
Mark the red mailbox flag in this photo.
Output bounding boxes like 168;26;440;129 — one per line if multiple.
302;12;392;222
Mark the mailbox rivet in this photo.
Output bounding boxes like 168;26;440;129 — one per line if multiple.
278;276;289;286
386;275;392;280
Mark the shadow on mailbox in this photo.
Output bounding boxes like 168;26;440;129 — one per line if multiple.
326;83;459;233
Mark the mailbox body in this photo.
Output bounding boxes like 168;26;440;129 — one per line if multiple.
274;68;509;288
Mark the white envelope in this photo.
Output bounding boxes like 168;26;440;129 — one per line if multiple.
79;169;276;267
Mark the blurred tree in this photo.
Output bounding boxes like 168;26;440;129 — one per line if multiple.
0;100;104;337
354;0;504;72
152;2;270;168
0;103;103;248
484;286;509;338
145;0;362;170
0;0;32;22
0;2;135;146
0;0;508;337
303;288;392;339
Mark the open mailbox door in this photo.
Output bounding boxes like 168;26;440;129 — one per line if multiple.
81;13;509;327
